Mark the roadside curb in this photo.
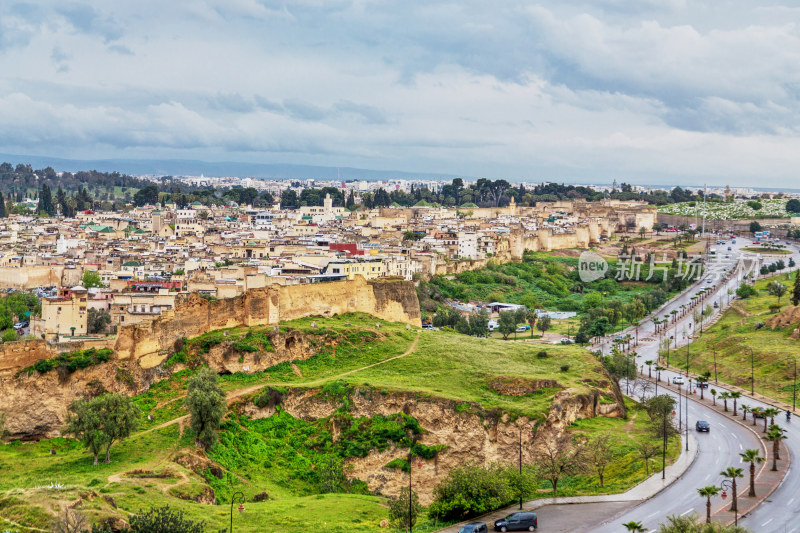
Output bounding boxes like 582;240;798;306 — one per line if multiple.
653;376;791;527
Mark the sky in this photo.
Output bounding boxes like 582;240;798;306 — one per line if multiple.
2;1;800;186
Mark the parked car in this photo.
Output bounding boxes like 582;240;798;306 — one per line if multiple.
672;376;684;385
494;512;538;532
459;523;488;533
697;381;709;388
696;420;710;432
515;325;528;332
559;338;574;344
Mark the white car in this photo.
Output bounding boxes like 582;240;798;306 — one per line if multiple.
672;376;685;385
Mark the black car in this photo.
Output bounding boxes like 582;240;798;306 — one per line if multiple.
696;420;710;432
494;512;537;532
458;522;488;533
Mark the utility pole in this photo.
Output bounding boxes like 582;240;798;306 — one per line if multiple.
518;429;523;510
713;350;718;384
751;350;755;395
685;379;690;452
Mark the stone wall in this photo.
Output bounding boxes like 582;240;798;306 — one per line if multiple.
114;277;421;363
0;266;74;289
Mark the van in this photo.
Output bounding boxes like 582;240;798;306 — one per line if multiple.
494;512;538;532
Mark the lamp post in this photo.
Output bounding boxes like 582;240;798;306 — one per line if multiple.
685;379;691;452
720;479;738;526
518;429;533;509
678;377;682;432
790;357;797;413
407;434;419;533
750;349;755;395
229;491;245;533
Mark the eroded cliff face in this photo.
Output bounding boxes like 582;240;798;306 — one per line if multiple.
241;377;625;504
0;329;330;438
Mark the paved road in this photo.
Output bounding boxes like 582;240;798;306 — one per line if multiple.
580;235;799;531
590;234;800;532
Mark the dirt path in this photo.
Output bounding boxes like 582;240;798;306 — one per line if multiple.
141;332;421;434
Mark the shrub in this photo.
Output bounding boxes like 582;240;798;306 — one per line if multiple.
385;458;410;472
560;364;570;372
536;350;549;358
429;464;517;520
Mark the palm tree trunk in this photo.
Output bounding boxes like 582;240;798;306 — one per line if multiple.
749;463;756;497
731;480;738;512
706;498;712;523
775;439;781;461
764;417;768;433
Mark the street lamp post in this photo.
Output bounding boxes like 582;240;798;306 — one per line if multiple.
750;350;755;395
685;379;691;452
720;479;738;526
229;491;245;533
790;357;797;413
678;378;682;432
518;429;533;509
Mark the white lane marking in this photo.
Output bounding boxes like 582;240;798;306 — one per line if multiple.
762;518;774;526
739;444;743;450
645;512;659;520
789;497;795;505
680;509;693;516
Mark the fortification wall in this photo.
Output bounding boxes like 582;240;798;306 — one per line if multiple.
0;266;67;289
114;277;420;362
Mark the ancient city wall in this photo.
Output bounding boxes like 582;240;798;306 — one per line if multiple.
0;266;72;289
113;277;421;362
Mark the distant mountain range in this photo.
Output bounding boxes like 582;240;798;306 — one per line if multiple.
0;153;464;182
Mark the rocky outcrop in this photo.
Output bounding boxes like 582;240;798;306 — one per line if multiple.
767;305;800;331
0;328;342;438
241;379;625;504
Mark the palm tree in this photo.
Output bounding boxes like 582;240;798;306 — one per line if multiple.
766;407;779;426
720;466;744;512
710;388;717;406
622;520;646;532
740;405;750;421
655;365;664;383
729;391;741;415
750;406;763;426
645;360;653;378
525;309;537;339
695;376;708;400
765;425;787;470
763;407;780;433
739;449;764;497
719;391;730;412
697;485;721;524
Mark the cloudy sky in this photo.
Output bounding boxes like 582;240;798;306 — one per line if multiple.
3;1;800;185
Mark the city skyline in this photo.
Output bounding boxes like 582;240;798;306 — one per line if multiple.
4;1;800;186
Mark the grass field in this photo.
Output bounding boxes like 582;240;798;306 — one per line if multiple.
681;275;800;404
0;313;679;532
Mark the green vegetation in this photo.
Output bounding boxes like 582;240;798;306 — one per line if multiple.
0;291;39;331
0;313;678;531
20;347;113;376
424;253;672;313
685;276;800;404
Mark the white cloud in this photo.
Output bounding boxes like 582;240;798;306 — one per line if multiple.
2;1;800;186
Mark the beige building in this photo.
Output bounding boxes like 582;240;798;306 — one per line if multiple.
34;286;89;340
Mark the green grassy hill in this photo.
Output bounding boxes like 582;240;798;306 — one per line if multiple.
682;275;800;403
0;313;676;532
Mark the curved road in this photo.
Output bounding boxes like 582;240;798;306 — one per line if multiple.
589;234;800;532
